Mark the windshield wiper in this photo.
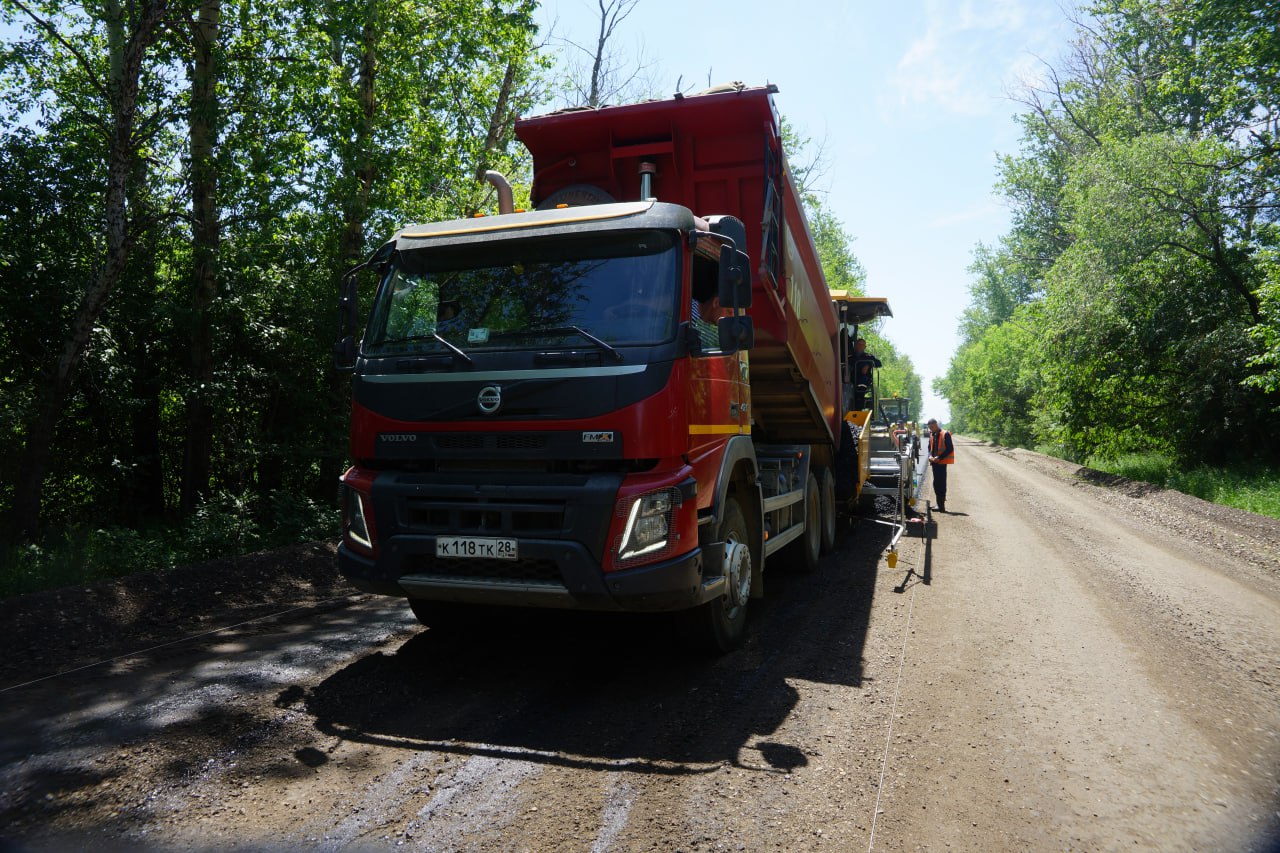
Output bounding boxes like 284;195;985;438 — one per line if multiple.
432;333;474;364
378;333;474;365
529;325;623;362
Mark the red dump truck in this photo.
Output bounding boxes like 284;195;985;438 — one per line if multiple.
335;84;851;650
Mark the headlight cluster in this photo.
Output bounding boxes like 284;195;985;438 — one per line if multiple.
344;486;375;552
618;488;678;562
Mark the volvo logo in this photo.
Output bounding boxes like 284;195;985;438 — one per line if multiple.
477;385;503;414
379;433;418;443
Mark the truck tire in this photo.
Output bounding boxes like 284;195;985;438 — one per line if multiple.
781;472;821;573
701;496;752;652
834;420;859;502
817;466;837;554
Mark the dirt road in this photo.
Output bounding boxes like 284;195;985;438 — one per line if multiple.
2;438;1278;851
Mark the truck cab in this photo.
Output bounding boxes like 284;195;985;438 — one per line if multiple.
336;85;848;650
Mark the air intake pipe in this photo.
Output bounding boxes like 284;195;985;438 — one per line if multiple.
483;170;515;214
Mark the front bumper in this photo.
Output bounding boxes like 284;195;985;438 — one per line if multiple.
338;539;711;612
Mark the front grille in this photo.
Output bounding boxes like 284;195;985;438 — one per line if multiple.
436;434;485;449
432;433;548;451
406;555;563;584
403;498;566;535
496;434;548;450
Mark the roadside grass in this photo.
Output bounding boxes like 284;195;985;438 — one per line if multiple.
0;490;339;599
1083;451;1280;520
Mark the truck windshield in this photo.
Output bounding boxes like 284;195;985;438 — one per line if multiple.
363;230;679;358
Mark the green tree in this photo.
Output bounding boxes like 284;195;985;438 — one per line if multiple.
1042;132;1273;460
181;0;221;513
0;0;546;544
942;0;1280;463
809;204;866;296
3;0;175;539
1246;250;1280;397
865;331;923;416
936;311;1040;447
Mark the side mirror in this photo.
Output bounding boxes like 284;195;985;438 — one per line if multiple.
718;245;752;309
334;265;364;370
334;336;356;368
717;315;754;353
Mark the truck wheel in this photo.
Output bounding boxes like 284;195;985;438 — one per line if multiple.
817;466;837;554
408;599;469;632
781;472;822;573
701;496;752;652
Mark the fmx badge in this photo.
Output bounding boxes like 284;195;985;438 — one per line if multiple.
582;431;615;444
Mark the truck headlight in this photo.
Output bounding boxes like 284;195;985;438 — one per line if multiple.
344;488;375;551
618;488;676;561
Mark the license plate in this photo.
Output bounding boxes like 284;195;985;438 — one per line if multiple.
435;536;518;560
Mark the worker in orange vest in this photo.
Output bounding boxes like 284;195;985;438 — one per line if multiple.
927;418;955;513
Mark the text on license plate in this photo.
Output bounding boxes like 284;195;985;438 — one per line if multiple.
436;536;518;560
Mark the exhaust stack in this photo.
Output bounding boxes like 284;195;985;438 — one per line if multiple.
639;161;657;201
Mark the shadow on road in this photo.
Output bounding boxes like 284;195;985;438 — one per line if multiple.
0;597;412;832
303;518;895;777
0;519;893;837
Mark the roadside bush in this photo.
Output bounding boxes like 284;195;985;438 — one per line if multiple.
1088;452;1280;519
0;489;340;598
264;489;339;544
1094;452;1175;486
0;526;164;597
1033;443;1076;463
1010;447;1280;520
185;491;264;560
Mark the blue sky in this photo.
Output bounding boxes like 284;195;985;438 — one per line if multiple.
536;0;1079;422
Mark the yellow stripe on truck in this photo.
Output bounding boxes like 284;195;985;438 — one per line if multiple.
689;424;750;435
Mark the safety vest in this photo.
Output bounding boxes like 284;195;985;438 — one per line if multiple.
930;430;954;464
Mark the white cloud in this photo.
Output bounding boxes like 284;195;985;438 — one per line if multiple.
883;0;1056;119
966;0;1030;33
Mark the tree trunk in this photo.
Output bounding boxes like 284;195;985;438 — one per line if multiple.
127;339;167;524
9;0;170;540
181;0;222;515
588;0;607;107
475;59;519;180
322;13;379;493
339;17;377;268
